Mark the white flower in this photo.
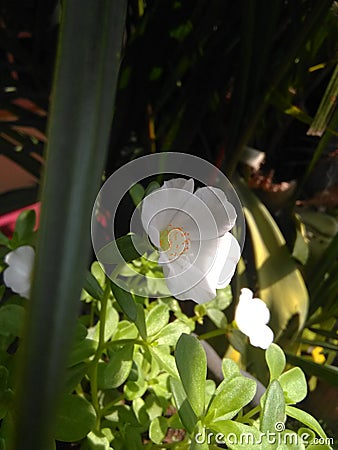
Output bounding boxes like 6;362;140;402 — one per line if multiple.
3;246;35;298
141;178;240;303
235;288;274;349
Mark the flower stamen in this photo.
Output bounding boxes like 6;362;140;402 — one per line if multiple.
160;225;190;261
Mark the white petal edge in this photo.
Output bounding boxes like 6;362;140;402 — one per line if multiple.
194;186;237;237
248;325;274;349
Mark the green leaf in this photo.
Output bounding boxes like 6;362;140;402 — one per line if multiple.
135;303;147;340
278;367;307;404
13;210;36;242
153;320;191;346
129;183;145;206
266;344;286;380
0;232;9;246
93;301;119;342
221;358;241;380
209;420;263;449
144;393;163;421
63;363;88;393
205;379;216;408
190;421;210;450
55;394;96;442
0;366;9;393
151;345;179;378
98;343;134;389
97;234;148;264
111;282;137;322
149;416;168;445
84;270;104;301
113;320;138;341
205;377;256;424
146;304;169;337
308;327;338;340
298;427;315;445
206;308;227;329
124;376;147;401
82;430;110;450
207;286;233;310
286;353;338;387
91;261;106;286
0;389;14;420
306;445;332;450
144;181;160;197
260;379;285;434
235;177;309;340
285;406;326;439
175;334;207;418
169;377;197;434
307;63;338;136
0;304;25;337
68;339;97;367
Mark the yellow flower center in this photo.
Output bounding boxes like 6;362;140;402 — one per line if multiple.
159;224;190;260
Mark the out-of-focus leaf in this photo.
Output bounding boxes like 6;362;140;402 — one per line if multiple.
308;327;338;341
55;395;96;442
286;353;338;387
129;183;145;206
298;338;338;352
235;177;309;341
307;63;338;137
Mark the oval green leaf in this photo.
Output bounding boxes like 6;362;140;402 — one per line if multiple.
55;394;96;442
175;334;206;418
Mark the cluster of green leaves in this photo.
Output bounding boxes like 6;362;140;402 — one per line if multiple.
0;211;334;449
170;338;331;449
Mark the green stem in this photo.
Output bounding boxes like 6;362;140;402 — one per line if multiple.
107;338;146;347
100;394;125;417
91;281;110;431
198;328;228;341
240;404;261;422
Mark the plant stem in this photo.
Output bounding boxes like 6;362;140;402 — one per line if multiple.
100;394;125;417
240;404;261;422
198;328;228;341
91;280;110;431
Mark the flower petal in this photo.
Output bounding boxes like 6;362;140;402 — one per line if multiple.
248;325;274;349
161;234;239;303
216;233;241;288
194;186;237;237
235;288;270;331
141;180;195;245
162;178;194;192
4;246;35;278
3;266;31;298
162;256;217;303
